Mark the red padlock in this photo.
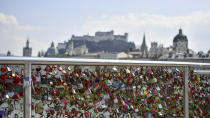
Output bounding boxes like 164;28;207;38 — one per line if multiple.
32;76;36;82
50;109;55;115
85;112;89;117
13;94;20;100
1;67;6;72
36;66;41;71
1;74;7;80
13;76;22;86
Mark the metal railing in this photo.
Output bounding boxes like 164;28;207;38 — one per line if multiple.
0;57;210;118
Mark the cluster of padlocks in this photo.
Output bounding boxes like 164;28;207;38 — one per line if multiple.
0;65;24;118
0;64;209;118
30;65;185;118
189;70;210;117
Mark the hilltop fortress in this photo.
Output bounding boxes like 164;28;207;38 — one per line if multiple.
44;30;135;57
71;30;128;42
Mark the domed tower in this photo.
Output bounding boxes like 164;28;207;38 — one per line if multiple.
173;29;188;54
45;42;58;57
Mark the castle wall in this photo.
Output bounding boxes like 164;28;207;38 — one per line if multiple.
71;31;127;42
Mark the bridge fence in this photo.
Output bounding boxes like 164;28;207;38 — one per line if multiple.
0;57;209;118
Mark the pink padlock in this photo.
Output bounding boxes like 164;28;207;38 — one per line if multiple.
153;89;158;94
64;99;69;104
153;98;158;103
132;91;135;98
147;69;153;74
108;108;112;113
57;66;62;71
61;109;65;115
52;90;58;95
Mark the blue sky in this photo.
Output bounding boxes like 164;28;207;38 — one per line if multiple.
0;0;210;56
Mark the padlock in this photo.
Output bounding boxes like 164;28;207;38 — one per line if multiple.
36;66;41;72
14;114;18;118
112;67;117;72
57;66;62;71
125;69;130;74
1;66;7;72
13;76;22;86
150;77;157;84
13;94;20;100
35;101;43;114
1;74;7;80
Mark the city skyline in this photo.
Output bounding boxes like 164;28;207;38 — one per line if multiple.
1;0;210;56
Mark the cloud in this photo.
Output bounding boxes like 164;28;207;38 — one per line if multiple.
82;11;210;52
1;11;210;57
0;13;18;25
17;25;40;31
0;12;40;56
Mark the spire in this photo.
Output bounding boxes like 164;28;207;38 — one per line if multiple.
26;38;29;48
179;29;182;35
140;33;148;58
51;42;55;47
143;33;146;45
141;33;147;51
38;51;41;57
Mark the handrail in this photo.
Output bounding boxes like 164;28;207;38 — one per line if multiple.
194;70;210;74
0;56;210;66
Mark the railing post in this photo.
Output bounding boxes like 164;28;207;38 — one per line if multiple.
184;66;189;118
24;62;31;118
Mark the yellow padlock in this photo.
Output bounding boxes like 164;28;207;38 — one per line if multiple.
35;101;43;114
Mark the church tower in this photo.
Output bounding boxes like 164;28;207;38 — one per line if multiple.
23;38;32;57
140;33;148;58
7;50;11;56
